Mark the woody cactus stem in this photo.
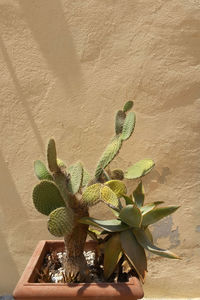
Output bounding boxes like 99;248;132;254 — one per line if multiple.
63;204;89;282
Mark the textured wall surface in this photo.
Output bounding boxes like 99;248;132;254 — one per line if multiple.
0;0;200;297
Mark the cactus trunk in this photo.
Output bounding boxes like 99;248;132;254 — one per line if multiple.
63;201;89;282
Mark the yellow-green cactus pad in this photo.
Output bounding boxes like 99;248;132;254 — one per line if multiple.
100;186;119;207
57;158;67;169
121;111;136;141
82;183;101;206
95;136;122;179
48;207;73;237
33;180;65;216
34;160;53;181
125;159;155;179
105;180;127;197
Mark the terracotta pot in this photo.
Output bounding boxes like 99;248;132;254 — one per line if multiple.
13;240;144;300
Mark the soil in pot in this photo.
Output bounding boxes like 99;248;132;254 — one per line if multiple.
35;244;139;284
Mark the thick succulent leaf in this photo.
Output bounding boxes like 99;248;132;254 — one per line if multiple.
121;111;136;141
47;139;59;172
123;194;134;205
133;229;180;259
33;180;65;216
104;233;123;279
140;201;164;215
105;180;127;197
82;168;91;187
145;227;153;242
142;206;180;226
48;207;73;237
123;100;134;112
34;160;53;181
67;162;83;194
78;217;129;232
115;110;126;135
95;136;122;179
82;183;101;206
120;230;147;282
100;186;119;207
133;181;145;208
119;205;142;228
125;159;155;179
110;169;124;180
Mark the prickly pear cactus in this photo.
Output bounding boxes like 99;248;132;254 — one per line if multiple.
32;100;172;284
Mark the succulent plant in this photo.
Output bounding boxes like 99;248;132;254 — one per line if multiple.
33;100;180;284
79;180;180;282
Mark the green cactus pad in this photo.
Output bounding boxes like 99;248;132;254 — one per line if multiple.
48;207;73;237
95;136;122;179
67;162;83;194
123;101;134;112
82;183;101;206
33;180;65;216
100;186;119;207
82;167;91;187
47;139;59;173
110;169;124;180
34;160;53;181
121;111;136;141
105;180;127;197
125;159;155;179
115;110;126;135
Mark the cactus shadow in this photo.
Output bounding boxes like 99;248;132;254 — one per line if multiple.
18;0;83;93
0;151;32;292
0;35;45;153
0;231;19;293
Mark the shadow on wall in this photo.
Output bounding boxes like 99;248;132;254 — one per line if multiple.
18;0;83;92
0;35;45;153
0;231;19;293
0;151;32;293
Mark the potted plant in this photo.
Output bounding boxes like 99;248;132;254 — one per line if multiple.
13;101;180;300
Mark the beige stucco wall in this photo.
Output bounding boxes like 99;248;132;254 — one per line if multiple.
0;0;200;297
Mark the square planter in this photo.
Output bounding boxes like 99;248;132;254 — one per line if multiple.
13;240;144;300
